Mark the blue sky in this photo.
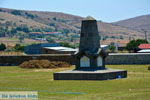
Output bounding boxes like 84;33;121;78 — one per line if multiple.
0;0;150;22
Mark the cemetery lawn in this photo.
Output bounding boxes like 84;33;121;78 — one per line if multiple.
0;65;150;100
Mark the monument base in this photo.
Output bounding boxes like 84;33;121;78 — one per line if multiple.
53;69;127;80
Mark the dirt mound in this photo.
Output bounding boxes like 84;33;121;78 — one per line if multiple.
19;60;71;69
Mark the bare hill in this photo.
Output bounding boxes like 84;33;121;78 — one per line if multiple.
97;21;141;35
0;8;143;39
113;15;150;32
0;8;83;33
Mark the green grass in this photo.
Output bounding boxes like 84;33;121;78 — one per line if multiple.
0;65;150;100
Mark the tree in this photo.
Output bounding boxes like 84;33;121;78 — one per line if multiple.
11;28;17;34
13;44;24;51
109;42;116;52
59;42;70;47
19;36;25;43
17;32;26;43
0;26;6;37
63;29;70;34
46;37;55;43
120;35;124;39
59;42;76;48
0;43;6;51
11;10;22;15
126;39;148;52
52;17;57;21
16;25;29;33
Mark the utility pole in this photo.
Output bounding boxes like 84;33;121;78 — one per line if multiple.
141;29;148;41
129;36;132;41
129;35;135;41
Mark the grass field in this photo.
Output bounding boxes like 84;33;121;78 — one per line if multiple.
0;65;150;100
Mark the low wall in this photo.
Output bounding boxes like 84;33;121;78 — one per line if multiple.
106;53;150;65
0;54;74;66
0;53;150;66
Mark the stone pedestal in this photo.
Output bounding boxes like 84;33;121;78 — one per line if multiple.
54;69;127;80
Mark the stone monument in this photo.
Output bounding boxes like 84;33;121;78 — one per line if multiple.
74;16;107;70
53;17;127;80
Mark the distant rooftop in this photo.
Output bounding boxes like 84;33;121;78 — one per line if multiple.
43;45;108;52
138;49;150;53
43;47;77;52
138;44;150;49
30;32;61;34
118;41;128;44
100;45;108;48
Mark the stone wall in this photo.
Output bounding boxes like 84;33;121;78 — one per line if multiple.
0;54;74;66
0;53;150;66
106;53;150;65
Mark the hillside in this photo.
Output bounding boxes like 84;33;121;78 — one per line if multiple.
0;8;83;33
0;8;146;45
97;21;141;36
113;15;150;31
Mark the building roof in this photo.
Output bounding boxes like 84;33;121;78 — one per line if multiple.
43;45;108;52
43;47;77;52
117;41;128;47
24;43;60;54
138;49;150;53
30;32;61;34
100;45;108;48
118;41;128;44
138;44;150;49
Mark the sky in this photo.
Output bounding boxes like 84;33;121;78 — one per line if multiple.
0;0;150;22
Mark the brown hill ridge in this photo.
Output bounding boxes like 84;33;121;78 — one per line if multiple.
0;8;146;39
113;15;150;31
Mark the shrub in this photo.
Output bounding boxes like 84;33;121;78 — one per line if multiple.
148;66;150;70
126;39;148;52
13;44;24;51
0;43;6;51
59;42;75;48
25;12;37;19
11;10;22;15
109;42;116;53
19;60;71;69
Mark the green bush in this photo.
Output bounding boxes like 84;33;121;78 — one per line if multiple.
59;42;76;48
19;60;71;69
126;39;148;52
0;43;6;51
25;12;37;19
13;44;24;51
11;10;22;15
109;42;116;53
